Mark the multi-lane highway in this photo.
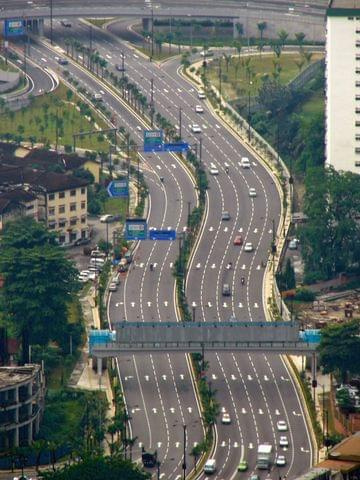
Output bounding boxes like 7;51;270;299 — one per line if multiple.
13;17;315;479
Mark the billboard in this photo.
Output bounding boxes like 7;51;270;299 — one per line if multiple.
107;178;128;198
144;129;163;153
125;218;147;241
4;19;24;37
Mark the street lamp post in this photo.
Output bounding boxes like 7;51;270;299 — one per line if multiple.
247;80;253;142
182;424;187;480
151;7;154;59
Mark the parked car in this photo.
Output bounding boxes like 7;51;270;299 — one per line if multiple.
221;211;231;221
191;123;202;133
109;282;117;292
244;242;253;252
195;105;204;113
100;214;114;223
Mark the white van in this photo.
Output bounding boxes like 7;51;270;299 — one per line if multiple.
198;90;206;100
204;458;216;474
240;157;250;168
93;93;103;101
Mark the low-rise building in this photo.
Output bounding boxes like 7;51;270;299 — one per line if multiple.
0;164;90;245
0;364;45;452
0;189;38;230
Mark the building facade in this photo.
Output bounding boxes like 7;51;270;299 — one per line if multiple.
0;365;45;451
326;0;360;173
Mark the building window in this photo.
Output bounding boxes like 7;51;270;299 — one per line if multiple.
48;222;56;230
59;235;66;244
349;16;354;20
81;187;86;194
70;218;77;226
356;41;360;47
81;201;86;209
356;108;360;114
59;205;65;214
70;203;76;212
59;220;66;228
48;207;55;216
355;161;360;167
26;204;34;210
356;121;360;126
355;148;360;154
356;81;360;87
356;29;360;33
356;55;360;60
81;216;86;224
356;95;360;100
70;189;76;196
356;134;360;140
59;191;65;199
48;193;55;201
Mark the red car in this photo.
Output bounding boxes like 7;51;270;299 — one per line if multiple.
234;235;243;246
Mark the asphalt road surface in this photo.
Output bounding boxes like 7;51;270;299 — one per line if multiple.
10;17;314;480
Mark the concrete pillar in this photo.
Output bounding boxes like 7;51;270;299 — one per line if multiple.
142;18;150;32
233;18;239;39
97;357;103;377
14;386;19;403
14;426;19;447
28;421;33;444
33;19;38;34
311;352;317;382
38;18;44;36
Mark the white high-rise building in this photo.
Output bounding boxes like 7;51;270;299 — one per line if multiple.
326;0;360;173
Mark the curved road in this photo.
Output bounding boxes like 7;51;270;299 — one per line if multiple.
21;17;314;479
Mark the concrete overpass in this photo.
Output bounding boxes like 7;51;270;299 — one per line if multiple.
89;321;320;357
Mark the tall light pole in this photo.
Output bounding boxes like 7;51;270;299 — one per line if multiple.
151;6;154;59
49;0;53;45
247;80;253;142
179;106;182;139
182;424;187;480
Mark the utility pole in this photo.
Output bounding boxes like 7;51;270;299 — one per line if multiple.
126;136;131;217
199;137;202;165
182;424;187;480
121;51;125;79
50;0;53;45
151;6;154;59
150;78;154;127
219;61;222;96
179;106;182;139
89;25;93;70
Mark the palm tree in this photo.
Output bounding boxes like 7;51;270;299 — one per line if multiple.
154;32;164;54
99;58;107;78
302;50;313;65
295;32;306;52
127;436;137;461
271;40;282;59
191;444;202;473
278;29;289;47
258;40;265;59
64;38;70;56
233;40;242;59
223;53;231;73
30;439;47;472
257;21;267;42
295;59;305;73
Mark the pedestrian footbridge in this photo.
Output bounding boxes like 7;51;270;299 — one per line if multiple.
89;321;320;357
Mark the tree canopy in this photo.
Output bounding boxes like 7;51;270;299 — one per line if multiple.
40;455;150;480
300;167;360;282
0;218;79;363
318;319;360;382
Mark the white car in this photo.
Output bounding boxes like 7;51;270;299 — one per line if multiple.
195;105;204;113
221;413;231;424
78;274;88;283
249;188;257;197
276;455;286;466
279;436;289;447
240;157;250;168
244;242;253;252
289;238;299;250
191;124;202;133
100;214;114;223
209;167;219;175
277;420;288;431
109;282;118;292
198;90;206;99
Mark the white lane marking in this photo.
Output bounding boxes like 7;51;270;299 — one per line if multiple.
156;164;161;170
233;442;239;448
145;375;149;381
247;375;252;380
281;376;290;381
293;411;302;416
207;302;212;307
170;407;175;413
238;227;243;232
162;375;167;381
187;407;192;413
254;228;258;233
196;262;201;269
147;301;152;307
301;447;310;453
164;301;168;307
152;408;157;413
231;374;236;380
254;302;259;308
212;374;217;380
211;264;216;269
221;440;226;447
41;57;47;62
223;302;228;308
275;409;281;416
258;408;264;415
249;442;254;449
157;441;162;447
175;442;180;448
241;407;247;414
164;88;169;93
131;302;135;307
209;226;214;231
264;375;269;381
241;264;246;270
238;302;243;308
180;374;184;380
224;226;228;232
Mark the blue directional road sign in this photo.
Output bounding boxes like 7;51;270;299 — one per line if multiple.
125;218;147;241
144;130;163;152
163;142;189;153
4;19;24;37
149;229;177;241
107;178;128;198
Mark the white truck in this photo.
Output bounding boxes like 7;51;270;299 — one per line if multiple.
256;444;272;470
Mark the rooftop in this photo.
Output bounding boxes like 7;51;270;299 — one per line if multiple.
328;0;360;13
0;365;41;390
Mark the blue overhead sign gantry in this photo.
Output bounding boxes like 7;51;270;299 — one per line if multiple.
125;218;147;241
149;229;177;240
